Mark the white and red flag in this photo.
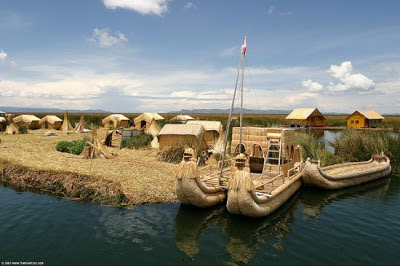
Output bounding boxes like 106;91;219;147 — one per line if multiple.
241;36;247;55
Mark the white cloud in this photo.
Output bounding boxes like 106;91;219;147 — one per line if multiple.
279;11;293;16
302;79;323;92
170;91;196;98
89;28;128;48
0;49;7;63
9;60;17;69
267;6;275;15
285;91;318;104
103;0;168;16
221;46;238;57
185;2;197;9
327;61;375;92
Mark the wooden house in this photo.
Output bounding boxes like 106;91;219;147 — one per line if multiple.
283;108;326;127
346;110;384;128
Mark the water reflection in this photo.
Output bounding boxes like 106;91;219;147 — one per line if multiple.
301;177;397;218
174;191;301;264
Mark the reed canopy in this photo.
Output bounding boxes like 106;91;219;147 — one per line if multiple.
187;120;222;148
170;115;195;124
158;124;206;150
134;113;164;130
102;114;130;128
13;114;40;129
39;115;63;130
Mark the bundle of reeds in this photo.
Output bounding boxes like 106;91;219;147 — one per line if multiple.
60;110;74;132
86;126;109;159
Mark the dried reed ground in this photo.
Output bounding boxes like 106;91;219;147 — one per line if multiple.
0;128;177;205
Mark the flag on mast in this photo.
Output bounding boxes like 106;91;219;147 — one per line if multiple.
241;36;247;55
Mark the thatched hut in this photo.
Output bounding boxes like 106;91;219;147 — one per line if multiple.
187;120;223;148
13;115;40;129
145;119;161;148
102;114;130;129
283;108;326;127
170;115;195;124
158;124;206;150
134;113;164;130
39;115;63;130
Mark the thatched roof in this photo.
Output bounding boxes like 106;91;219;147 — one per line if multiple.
0;117;5;123
39;115;62;125
134;113;164;124
13;115;40;124
171;115;195;122
286;108;320;120
348;110;384;120
159;124;204;138
102;114;129;125
187;120;222;133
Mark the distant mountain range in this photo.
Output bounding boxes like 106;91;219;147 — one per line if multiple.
169;108;292;114
0;107;110;113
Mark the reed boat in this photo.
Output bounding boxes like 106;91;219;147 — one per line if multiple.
176;148;226;208
226;128;304;218
302;154;391;190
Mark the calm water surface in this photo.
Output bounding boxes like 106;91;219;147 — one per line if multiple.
1;175;400;265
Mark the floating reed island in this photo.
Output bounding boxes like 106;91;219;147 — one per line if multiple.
0;128;177;205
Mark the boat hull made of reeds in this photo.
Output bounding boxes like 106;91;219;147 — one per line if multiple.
176;159;226;208
302;155;391;190
226;167;303;218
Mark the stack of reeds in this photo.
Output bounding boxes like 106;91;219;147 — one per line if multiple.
85;126;109;159
73;116;85;133
60;111;74;132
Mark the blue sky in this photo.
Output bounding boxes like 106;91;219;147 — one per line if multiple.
0;0;399;113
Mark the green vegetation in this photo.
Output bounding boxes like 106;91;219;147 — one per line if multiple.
296;129;400;173
295;133;342;167
331;129;400;173
56;139;87;155
18;125;28;134
120;133;153;149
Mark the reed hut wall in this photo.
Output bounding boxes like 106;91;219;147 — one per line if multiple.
158;135;206;150
39;115;63;130
13;115;40;129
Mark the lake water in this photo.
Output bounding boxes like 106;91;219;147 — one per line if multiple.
1;175;400;265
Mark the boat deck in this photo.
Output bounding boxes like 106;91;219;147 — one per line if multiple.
200;168;286;195
324;161;379;176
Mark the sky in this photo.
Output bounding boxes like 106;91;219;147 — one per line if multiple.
0;0;399;113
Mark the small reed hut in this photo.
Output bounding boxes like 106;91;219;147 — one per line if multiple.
134;113;164;130
346;110;384;128
283;108;326;127
187;120;223;148
158;124;206;150
13;115;40;129
102;114;130;129
39;115;63;130
170;114;195;124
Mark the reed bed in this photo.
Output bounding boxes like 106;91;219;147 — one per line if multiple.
0;128;177;205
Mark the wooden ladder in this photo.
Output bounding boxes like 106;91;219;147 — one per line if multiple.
261;135;282;178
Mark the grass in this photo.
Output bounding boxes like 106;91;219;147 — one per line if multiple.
120;133;153;149
56;139;87;155
330;128;400;173
295;133;342;167
157;146;185;164
18;125;28;134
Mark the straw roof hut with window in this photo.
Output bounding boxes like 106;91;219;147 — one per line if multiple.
102;114;130;129
283;108;326;127
134;113;164;130
346;110;384;128
170;114;195;124
187;120;223;148
13;114;40;129
158;124;206;150
39;115;63;130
